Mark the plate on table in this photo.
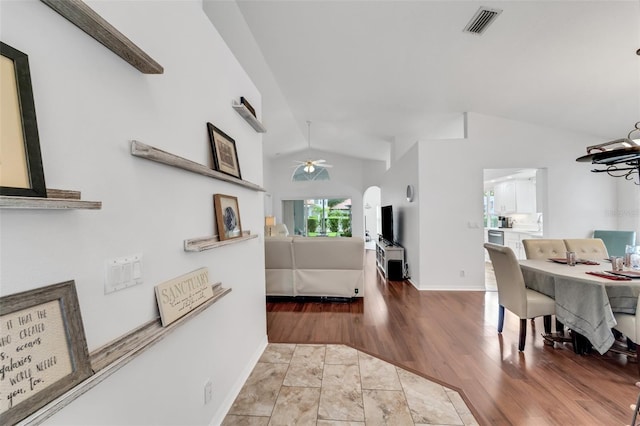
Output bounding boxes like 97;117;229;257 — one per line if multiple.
548;258;599;265
607;270;640;279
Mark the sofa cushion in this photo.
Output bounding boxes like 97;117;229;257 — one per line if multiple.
292;237;364;270
265;236;294;269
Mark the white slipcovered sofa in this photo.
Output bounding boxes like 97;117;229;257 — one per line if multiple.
265;236;365;298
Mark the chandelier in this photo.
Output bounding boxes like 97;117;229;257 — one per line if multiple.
576;121;640;185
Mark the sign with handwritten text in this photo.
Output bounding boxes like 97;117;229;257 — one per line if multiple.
155;268;214;326
0;300;73;414
0;281;91;425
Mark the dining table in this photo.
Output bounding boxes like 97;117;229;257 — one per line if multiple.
519;259;640;354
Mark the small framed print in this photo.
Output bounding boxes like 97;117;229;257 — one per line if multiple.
207;123;241;179
214;194;242;241
1;42;47;197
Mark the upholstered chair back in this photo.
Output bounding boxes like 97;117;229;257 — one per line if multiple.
563;238;609;260
484;243;527;318
593;230;636;257
522;239;567;260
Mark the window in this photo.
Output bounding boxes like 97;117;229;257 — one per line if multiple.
282;198;352;236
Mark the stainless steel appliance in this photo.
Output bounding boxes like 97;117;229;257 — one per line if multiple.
498;216;513;228
488;229;504;245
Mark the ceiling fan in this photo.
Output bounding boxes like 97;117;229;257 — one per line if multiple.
293;121;333;174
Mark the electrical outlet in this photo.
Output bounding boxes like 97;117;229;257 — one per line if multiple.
204;380;212;404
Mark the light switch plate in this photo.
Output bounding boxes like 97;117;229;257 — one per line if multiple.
104;253;143;294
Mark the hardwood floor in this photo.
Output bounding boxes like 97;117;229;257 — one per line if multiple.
266;251;638;425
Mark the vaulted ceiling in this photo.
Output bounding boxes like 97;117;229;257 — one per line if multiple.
204;1;640;163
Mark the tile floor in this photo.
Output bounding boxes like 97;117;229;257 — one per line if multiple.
222;343;478;426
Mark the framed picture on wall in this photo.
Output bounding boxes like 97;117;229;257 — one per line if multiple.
0;42;47;197
0;281;92;425
214;194;243;241
207;123;241;179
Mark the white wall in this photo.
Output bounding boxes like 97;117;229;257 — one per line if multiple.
381;113;618;290
615;178;640;239
1;1;266;424
380;143;420;286
392;113;467;162
264;148;386;238
363;186;381;237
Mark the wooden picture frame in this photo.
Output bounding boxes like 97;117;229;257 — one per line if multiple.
207;123;241;180
240;96;256;118
0;281;92;425
0;42;47;197
214;194;243;241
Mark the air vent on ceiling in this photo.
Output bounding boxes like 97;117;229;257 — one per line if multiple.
463;7;502;35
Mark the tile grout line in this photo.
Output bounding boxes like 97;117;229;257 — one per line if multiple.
315;344;327;424
395;365;416;426
269;343;295;422
357;348;366;425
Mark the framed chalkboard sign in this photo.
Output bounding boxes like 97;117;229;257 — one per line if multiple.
0;281;92;425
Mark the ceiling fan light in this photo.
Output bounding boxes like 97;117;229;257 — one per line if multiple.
304;164;315;173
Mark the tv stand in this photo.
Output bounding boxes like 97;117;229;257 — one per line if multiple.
375;239;405;280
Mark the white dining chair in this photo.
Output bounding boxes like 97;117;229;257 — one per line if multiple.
484;243;556;351
522;239;568;333
613;297;640;376
563;238;609;261
522;239;567;260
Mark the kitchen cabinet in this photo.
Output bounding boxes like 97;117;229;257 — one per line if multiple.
505;233;524;259
493;180;536;214
494;181;516;213
503;230;541;259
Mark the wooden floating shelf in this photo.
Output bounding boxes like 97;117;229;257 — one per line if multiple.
40;0;163;74
131;140;265;192
184;231;258;252
232;101;266;133
0;188;101;210
21;284;231;425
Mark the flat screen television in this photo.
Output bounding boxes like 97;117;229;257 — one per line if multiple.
381;205;394;244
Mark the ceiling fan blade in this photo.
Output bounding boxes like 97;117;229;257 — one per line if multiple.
314;159;327;164
316;164;333;168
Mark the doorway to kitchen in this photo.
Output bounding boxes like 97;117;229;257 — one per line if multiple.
483;168;547;291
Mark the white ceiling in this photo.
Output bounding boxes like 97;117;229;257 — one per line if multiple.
204;1;640;163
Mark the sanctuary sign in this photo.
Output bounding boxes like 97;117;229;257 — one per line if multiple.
154;268;215;326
